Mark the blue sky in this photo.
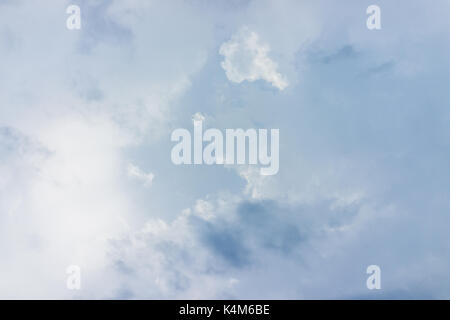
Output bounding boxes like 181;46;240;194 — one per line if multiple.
0;0;450;299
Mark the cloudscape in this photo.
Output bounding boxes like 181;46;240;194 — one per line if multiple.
1;0;450;299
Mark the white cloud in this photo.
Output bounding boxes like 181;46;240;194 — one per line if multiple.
0;0;214;298
99;192;377;299
194;199;215;220
219;27;289;90
192;112;206;123
127;163;154;187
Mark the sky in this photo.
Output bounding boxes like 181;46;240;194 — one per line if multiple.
0;0;450;299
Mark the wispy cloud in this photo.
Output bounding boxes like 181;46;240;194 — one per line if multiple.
127;163;154;187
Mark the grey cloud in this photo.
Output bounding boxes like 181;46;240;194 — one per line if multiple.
321;45;359;64
359;61;395;77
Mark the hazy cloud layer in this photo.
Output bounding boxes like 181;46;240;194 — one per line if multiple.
0;0;450;299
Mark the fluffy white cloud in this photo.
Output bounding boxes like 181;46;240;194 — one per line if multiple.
219;27;289;90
